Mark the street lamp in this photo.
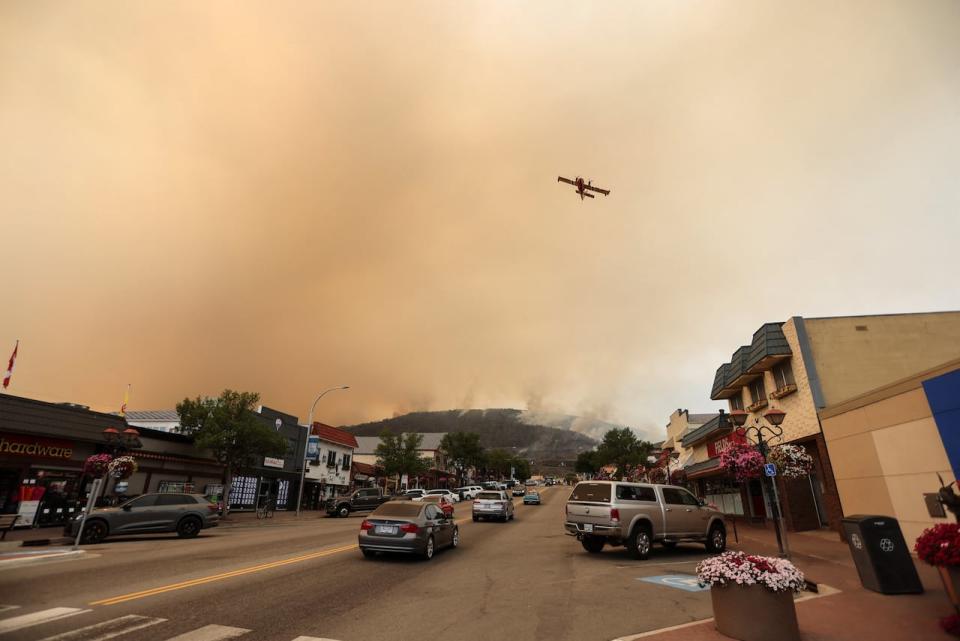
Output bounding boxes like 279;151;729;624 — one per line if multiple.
729;407;790;558
102;426;142;457
296;385;350;517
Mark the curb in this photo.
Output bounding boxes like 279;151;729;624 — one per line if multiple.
0;550;87;569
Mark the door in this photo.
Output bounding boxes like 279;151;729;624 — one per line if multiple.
425;505;450;546
155;494;196;531
660;488;700;536
113;494;161;532
748;480;767;518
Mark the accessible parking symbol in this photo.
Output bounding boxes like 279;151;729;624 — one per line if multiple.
637;575;710;592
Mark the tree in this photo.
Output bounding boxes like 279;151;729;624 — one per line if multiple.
440;432;484;485
575;450;601;476
176;389;287;514
484;448;512;479
511;456;531;481
595;428;655;480
375;431;429;490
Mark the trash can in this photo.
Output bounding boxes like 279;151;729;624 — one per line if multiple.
841;515;923;594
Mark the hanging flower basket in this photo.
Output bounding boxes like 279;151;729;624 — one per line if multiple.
768;444;814;479
107;456;138;480
669;468;688;486
697;551;804;641
916;523;960;618
83;454;113;479
720;441;765;482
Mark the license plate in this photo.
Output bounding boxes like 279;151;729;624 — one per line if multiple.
374;525;398;535
582;524;594;533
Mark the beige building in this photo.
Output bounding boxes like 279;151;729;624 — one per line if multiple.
661;409;719;467
708;311;960;533
820;358;960;546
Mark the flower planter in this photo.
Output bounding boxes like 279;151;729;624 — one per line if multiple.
711;583;800;641
939;566;960;614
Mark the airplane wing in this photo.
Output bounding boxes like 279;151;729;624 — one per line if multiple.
557;176;577;186
584;185;610;195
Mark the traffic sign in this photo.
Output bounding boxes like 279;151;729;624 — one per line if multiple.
637;575;709;592
764;463;777;477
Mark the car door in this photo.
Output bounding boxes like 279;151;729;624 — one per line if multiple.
155;494;194;531
113;494;161;533
660;488;699;537
425;504;450;546
678;488;712;536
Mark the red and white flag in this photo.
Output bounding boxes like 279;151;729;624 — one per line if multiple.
3;340;18;389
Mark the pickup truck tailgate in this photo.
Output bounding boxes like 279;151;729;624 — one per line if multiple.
567;502;612;525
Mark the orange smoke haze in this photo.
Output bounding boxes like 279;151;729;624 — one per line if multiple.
2;2;959;438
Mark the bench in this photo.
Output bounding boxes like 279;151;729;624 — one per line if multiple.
0;514;20;540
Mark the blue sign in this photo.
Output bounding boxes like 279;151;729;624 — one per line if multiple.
637;575;709;592
764;463;777;477
307;435;320;461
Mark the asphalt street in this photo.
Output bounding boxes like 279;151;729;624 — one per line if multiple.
0;486;717;641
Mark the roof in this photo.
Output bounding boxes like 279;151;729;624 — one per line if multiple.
681;412;732;448
311;422;358;449
685;459;722;478
351;461;378;475
687;413;718;425
124;410;180;422
354;433;446;454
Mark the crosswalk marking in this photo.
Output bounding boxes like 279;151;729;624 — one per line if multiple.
36;615;167;641
163;624;250;641
0;608;91;635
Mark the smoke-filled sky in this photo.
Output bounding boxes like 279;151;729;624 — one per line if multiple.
2;1;959;441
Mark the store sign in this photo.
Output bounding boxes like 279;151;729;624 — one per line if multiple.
263;457;285;468
307;435;320;461
0;433;74;460
707;429;745;459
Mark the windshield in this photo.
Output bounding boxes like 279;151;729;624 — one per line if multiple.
569;483;611;503
372;502;423;517
477;492;503;500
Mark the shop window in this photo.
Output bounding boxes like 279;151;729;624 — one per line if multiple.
342;453;351;471
327;451;338;468
729;392;744;411
229;476;257;507
702;478;745;515
749;378;767;404
773;360;795;389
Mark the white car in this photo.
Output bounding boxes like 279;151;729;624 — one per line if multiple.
403;489;426;501
425;489;460;503
453;486;481;500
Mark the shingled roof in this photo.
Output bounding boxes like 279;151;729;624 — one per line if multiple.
311;422;358;449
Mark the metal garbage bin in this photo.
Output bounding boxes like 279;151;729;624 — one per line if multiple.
841;514;923;594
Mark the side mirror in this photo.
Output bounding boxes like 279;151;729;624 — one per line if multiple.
122;504;132;511
698;499;706;507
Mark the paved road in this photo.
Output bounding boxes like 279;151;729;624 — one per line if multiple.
0;487;717;641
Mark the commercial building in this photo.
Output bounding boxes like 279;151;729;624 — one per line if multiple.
820;358;960;545
708;311;960;533
124;410;180;433
353;433;451;490
0;394;223;528
301;422;357;508
661;409;720;468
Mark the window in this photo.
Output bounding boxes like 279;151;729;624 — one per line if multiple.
157;494;193;506
372;502;423;517
359;489;377;497
342;453;351;471
326;451;338;468
124;495;159;509
749;377;767;404
772;360;795;389
425;505;440;520
569;483;611;503
662;488;697;506
729;391;744;411
616;485;655;502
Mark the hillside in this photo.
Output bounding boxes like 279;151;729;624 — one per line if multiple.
343;409;599;460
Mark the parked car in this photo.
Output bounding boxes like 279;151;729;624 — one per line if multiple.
523;490;541;505
420;494;455;517
326;488;392;517
524;479;538;487
472;490;514;522
65;493;220;544
564;481;726;560
455;486;482;499
482;481;499;490
425;489;460;503
359;500;459;560
403;489;426;500
511;486;525;497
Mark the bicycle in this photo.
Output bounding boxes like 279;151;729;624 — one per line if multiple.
256;498;275;520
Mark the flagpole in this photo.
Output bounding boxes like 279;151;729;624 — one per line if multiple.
2;339;18;392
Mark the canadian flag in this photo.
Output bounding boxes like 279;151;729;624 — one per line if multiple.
3;340;17;389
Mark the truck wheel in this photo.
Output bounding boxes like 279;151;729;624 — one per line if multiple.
337;505;350;518
706;524;726;553
627;525;652;560
581;535;605;554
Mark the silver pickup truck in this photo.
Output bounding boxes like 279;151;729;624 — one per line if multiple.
564;481;726;560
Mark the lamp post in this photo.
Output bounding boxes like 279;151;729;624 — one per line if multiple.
729;407;790;558
296;386;350;517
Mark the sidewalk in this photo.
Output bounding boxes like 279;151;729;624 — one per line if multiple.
618;525;953;641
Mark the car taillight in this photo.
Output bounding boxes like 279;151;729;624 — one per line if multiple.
400;523;419;534
610;508;620;523
207;504;219;512
360;520;373;531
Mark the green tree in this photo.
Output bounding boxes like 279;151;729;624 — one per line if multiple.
440;432;484;486
575;449;601;476
176;389;287;514
595;428;654;480
485;448;512;479
511;456;531;481
375;431;429;490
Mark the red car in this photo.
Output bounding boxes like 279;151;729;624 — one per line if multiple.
420;494;455;518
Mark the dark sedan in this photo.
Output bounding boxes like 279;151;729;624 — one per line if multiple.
359;500;458;560
65;493;219;544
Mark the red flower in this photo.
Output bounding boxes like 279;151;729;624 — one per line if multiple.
915;523;960;566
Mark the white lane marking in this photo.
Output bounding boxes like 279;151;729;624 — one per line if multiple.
290;637;343;641
0;608;91;635
37;615;167;641
163;624;250;641
0;607;18;614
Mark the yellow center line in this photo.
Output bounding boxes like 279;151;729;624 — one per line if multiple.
90;544;358;606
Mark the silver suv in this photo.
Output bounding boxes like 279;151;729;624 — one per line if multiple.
564;481;726;560
66;493;220;544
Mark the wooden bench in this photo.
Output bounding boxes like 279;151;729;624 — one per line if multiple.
0;514;20;540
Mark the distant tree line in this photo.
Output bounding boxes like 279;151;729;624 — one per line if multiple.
574;428;656;481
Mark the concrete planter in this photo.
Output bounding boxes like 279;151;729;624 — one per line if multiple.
711;584;800;641
938;566;960;614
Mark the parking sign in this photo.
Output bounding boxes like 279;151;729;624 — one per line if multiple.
764;463;777;477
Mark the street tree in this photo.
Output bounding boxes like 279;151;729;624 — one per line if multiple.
375;431;429;490
511;456;531;481
575;449;601;476
596;428;655;480
484;448;512;479
176;389;287;514
440;431;484;486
